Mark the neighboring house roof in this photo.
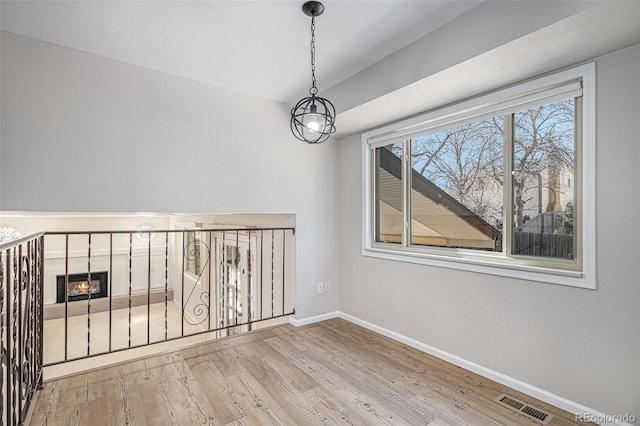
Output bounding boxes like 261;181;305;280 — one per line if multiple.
378;147;500;245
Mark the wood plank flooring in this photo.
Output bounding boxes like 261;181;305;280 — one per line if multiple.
29;318;591;425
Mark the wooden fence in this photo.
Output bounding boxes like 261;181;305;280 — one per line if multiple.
513;232;573;259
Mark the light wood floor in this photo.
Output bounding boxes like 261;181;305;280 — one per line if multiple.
29;318;590;425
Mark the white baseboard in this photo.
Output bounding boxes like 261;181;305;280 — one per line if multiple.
291;310;632;426
289;311;339;327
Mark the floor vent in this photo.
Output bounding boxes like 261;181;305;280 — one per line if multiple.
494;394;553;425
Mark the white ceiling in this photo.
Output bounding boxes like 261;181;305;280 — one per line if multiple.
0;0;481;105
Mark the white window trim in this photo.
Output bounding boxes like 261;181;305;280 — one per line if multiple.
362;63;596;289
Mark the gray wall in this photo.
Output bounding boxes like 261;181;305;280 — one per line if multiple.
0;32;339;320
337;44;640;418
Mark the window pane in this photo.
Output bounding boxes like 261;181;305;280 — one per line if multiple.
375;142;403;244
410;118;503;250
512;99;575;259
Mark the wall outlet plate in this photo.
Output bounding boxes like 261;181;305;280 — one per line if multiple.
325;281;331;292
317;282;324;294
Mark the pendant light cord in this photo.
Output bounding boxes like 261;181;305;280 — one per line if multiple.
290;2;336;144
309;15;318;95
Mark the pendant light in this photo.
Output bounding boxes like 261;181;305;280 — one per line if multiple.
290;1;336;144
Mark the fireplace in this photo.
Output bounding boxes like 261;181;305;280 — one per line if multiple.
56;271;108;303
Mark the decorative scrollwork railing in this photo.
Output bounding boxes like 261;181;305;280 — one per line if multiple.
183;239;211;325
41;227;295;367
1;233;45;426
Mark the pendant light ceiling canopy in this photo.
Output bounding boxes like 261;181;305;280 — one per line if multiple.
290;1;336;144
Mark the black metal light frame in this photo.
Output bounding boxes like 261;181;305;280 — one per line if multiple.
290;1;336;144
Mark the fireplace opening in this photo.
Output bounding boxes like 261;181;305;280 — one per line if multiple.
56;271;108;303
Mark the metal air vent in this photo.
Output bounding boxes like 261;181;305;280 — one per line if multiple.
494;394;554;425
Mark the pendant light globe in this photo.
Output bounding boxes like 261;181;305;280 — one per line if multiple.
290;1;336;144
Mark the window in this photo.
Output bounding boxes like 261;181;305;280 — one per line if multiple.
364;64;595;288
408;116;504;251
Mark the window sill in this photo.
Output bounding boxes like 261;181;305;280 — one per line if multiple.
362;246;595;289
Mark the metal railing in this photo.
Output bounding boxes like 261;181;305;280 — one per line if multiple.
1;233;45;426
1;227;295;425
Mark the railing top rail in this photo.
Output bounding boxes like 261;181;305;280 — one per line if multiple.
43;227;295;236
0;231;45;251
0;227;295;249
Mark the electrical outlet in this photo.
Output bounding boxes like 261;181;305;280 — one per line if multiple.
317;282;324;294
324;281;331;292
